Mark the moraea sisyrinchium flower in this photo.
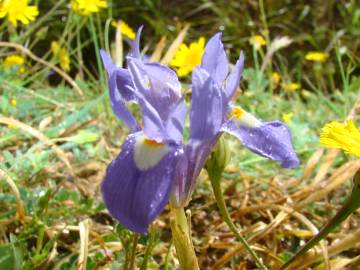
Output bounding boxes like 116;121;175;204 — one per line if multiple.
100;27;186;233
172;33;299;206
100;29;299;232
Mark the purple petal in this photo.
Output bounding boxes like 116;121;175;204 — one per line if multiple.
129;26;143;59
225;52;245;100
127;59;167;141
102;132;180;233
100;50;136;102
189;67;224;141
201;32;229;84
222;120;300;168
108;71;140;132
165;97;187;144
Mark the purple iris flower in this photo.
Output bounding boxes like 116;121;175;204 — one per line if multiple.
172;33;300;206
100;29;299;233
100;28;186;233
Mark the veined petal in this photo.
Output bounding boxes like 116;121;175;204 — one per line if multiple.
108;71;140;132
165;97;187;144
189;67;223;141
201;32;229;84
225;52;245;100
102;132;180;233
127;59;167;141
223;115;300;168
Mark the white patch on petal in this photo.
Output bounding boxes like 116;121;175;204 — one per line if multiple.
235;112;262;128
133;136;169;170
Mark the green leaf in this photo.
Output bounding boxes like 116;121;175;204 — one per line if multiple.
0;243;23;270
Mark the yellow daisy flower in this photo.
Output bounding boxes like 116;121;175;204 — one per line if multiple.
71;0;107;16
282;82;301;92
111;20;136;40
170;37;205;77
3;55;26;73
249;35;266;50
305;52;328;62
0;0;39;27
320;120;360;157
282;112;293;125
51;41;71;72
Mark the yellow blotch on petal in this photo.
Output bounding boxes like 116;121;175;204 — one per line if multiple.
305;51;328;62
282;82;301;92
71;0;107;16
143;138;165;148
282;112;293;125
51;41;70;72
320;120;360;157
170;37;205;77
249;35;266;50
272;72;281;85
229;107;245;119
111;20;135;40
0;0;39;27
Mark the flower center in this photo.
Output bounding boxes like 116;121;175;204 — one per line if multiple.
229;107;245;119
143;138;165;147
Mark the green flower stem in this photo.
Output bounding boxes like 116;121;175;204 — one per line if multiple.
209;169;269;270
169;206;200;270
279;170;360;270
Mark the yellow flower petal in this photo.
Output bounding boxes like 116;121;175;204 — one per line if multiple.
170;37;205;77
272;72;281;85
282;82;301;91
320;120;360;157
305;52;328;62
71;0;107;16
282;112;293;125
0;0;39;27
249;35;266;50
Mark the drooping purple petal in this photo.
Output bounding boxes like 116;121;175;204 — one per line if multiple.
201;32;229;84
189;67;224;141
225;52;245;100
222;119;300;168
102;132;180;233
107;70;140;132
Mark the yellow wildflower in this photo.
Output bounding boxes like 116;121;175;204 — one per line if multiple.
71;0;107;16
4;55;25;67
111;20;136;40
3;55;25;73
10;98;17;106
305;52;328;62
249;35;266;50
0;0;39;27
320;120;360;157
51;41;70;72
282;112;293;125
272;72;281;85
282;82;301;91
170;37;205;77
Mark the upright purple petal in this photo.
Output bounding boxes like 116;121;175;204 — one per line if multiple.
100;50;136;101
102;132;180;233
201;32;229;84
129;26;143;59
225;52;245;100
165;97;187;144
127;59;168;141
189;67;224;141
222;119;300;168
